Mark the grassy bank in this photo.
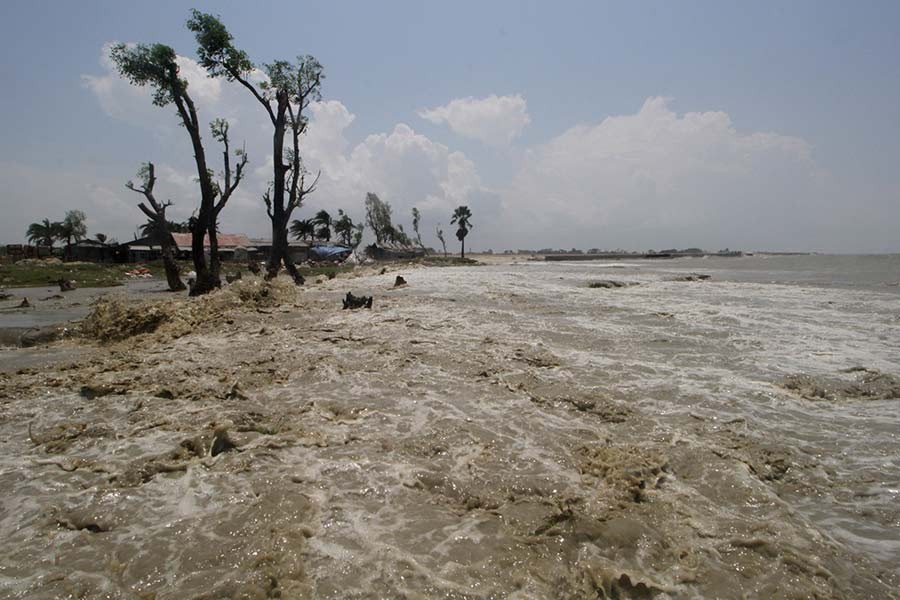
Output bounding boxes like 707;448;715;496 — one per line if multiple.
0;261;167;288
417;256;480;266
0;260;356;289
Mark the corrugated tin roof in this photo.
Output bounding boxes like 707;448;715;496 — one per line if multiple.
170;233;252;248
249;238;310;247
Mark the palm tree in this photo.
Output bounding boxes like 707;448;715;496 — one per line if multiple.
140;219;190;240
312;209;332;242
450;206;473;259
289;219;315;242
26;219;60;247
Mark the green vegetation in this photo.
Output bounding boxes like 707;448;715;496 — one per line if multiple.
295;264;355;278
0;261;167;288
419;256;480;266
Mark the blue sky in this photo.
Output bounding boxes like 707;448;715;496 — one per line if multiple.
2;0;899;251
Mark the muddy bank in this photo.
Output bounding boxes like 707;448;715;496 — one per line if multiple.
0;265;896;598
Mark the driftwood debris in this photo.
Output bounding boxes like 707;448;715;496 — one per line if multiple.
394;275;407;287
55;279;76;292
671;273;712;282
342;292;373;310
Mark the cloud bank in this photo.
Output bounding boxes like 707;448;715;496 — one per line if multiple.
498;97;833;251
418;94;531;146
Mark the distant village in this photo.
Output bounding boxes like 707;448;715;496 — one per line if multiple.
3;236;754;265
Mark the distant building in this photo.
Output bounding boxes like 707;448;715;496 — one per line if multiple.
71;239;118;263
120;232;258;263
170;233;255;262
119;236;165;263
248;238;310;263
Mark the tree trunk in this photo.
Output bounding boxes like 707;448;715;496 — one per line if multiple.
175;95;220;296
160;232;186;292
263;96;303;285
190;212;218;296
461;237;465;260
208;224;221;284
265;217;305;285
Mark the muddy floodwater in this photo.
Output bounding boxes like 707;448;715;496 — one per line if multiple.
0;255;898;598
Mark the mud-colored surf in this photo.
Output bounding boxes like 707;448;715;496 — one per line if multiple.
0;257;897;598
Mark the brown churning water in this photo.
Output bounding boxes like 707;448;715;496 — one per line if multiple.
0;255;897;598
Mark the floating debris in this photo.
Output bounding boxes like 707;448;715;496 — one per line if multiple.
342;292;373;309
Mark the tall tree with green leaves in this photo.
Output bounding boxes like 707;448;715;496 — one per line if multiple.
111;42;231;295
364;193;394;245
411;207;424;249
188;10;323;285
126;162;186;291
58;210;87;260
26;219;60;248
451;206;473;259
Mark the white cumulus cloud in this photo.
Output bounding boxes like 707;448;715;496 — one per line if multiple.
418;94;531;145
496;97;845;251
298;102;490;246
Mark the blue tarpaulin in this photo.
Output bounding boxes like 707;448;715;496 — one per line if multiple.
310;245;352;259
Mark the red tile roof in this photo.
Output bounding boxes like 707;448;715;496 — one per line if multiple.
171;233;253;248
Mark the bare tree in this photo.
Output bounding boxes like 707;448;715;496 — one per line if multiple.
436;223;447;257
208;118;248;281
126;162;186;291
411;207;425;250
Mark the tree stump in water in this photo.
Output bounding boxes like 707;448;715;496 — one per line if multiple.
342;292;373;310
55;279;76;292
394;275;407;287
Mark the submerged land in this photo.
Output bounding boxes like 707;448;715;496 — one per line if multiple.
0;255;898;598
